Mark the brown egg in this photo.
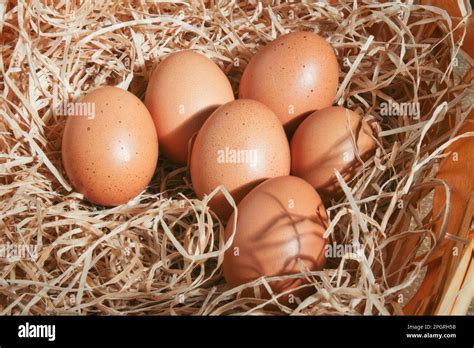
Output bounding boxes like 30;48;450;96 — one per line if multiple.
145;50;235;165
239;31;339;134
291;106;376;200
190;99;290;220
223;176;328;302
62;86;158;206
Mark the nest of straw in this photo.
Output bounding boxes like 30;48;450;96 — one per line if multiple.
0;0;473;315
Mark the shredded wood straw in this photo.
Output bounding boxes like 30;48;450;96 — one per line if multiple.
0;0;473;315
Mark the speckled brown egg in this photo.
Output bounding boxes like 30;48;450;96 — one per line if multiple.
223;176;328;302
239;31;339;134
190;99;290;220
62;86;158;206
145;50;235;165
291;106;376;200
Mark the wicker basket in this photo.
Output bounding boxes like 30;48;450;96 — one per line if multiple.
405;108;474;315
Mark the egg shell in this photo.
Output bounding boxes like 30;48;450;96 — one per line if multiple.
62;86;158;206
145;50;235;165
223;175;328;301
239;31;339;134
291;106;376;200
190;99;290;220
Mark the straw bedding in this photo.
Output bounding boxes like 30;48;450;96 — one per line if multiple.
0;0;473;315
